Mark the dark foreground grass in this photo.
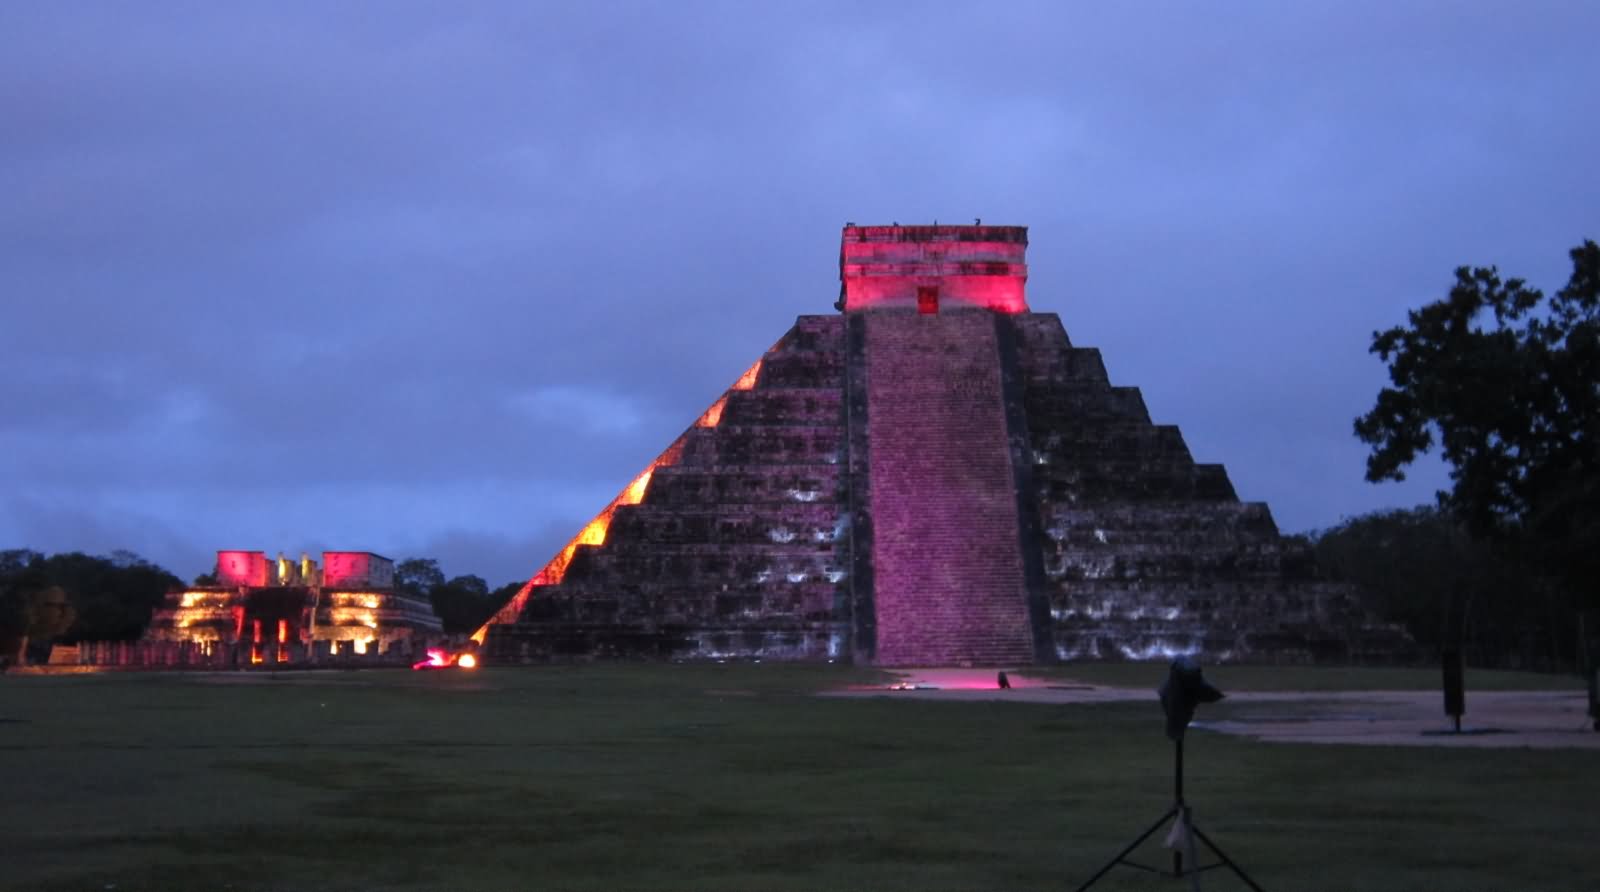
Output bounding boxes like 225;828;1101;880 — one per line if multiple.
0;664;1593;892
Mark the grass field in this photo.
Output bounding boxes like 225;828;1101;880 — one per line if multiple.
1;664;1592;892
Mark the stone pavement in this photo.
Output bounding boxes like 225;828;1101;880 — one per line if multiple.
824;668;1599;750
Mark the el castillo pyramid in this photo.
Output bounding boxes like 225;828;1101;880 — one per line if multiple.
474;225;1408;666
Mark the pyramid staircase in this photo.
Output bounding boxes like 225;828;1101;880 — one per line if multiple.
862;312;1036;666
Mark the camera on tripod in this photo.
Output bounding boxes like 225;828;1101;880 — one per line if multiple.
1160;656;1226;741
1072;657;1265;892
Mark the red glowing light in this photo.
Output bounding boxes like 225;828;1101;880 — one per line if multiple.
839;224;1029;314
731;359;761;391
216;550;271;587
411;648;478;671
696;396;729;429
323;551;388;588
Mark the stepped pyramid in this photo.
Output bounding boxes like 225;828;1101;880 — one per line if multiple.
476;225;1409;666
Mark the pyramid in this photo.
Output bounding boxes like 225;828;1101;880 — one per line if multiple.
476;225;1409;666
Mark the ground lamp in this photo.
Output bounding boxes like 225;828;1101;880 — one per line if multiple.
1442;650;1465;733
1072;657;1265;892
1588;668;1599;732
410;648;478;671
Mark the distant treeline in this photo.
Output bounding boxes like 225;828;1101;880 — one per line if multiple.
1;549;181;661
1306;506;1588;673
391;557;521;637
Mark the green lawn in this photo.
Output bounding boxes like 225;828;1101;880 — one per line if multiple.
0;664;1593;892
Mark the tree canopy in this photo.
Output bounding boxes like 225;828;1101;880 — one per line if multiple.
428;574;500;636
395;558;514;635
395;558;446;598
1310;507;1573;669
0;549;181;661
1354;240;1600;604
0;582;76;663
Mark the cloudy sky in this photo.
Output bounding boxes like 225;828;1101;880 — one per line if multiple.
3;2;1596;586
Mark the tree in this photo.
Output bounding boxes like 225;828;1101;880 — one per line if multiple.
0;550;182;643
1312;507;1569;669
429;574;500;635
1355;240;1600;668
393;559;503;635
0;582;76;664
42;552;182;642
395;558;445;599
489;580;524;604
0;549;42;576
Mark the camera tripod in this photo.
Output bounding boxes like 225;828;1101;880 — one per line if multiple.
1072;737;1265;891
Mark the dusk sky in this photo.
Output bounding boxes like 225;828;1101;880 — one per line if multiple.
3;2;1597;586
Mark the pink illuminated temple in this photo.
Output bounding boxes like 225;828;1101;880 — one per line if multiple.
472;221;1410;667
839;224;1028;314
144;550;442;663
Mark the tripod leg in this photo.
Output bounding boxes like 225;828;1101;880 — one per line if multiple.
1190;823;1267;892
1071;807;1179;892
1181;806;1202;892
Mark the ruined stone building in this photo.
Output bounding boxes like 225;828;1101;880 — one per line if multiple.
476;225;1406;666
146;550;443;663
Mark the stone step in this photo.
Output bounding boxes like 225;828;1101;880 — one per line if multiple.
864;312;1037;666
754;352;844;388
719;389;843;426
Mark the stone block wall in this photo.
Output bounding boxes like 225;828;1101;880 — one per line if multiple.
1006;313;1411;663
52;637;433;670
485;316;851;663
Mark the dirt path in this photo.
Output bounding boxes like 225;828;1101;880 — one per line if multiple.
824;668;1599;749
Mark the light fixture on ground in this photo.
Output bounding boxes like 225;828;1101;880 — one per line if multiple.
1588;668;1599;732
1072;657;1265;892
410;648;478;671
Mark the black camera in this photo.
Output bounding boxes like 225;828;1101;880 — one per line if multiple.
1157;656;1225;741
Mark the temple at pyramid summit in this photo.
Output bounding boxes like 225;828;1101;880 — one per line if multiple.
476;224;1408;666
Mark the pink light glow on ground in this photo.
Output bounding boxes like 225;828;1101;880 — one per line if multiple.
872;667;1057;691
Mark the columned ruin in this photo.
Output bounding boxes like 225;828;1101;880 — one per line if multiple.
145;550;442;663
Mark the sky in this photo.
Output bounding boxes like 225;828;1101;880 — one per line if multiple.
3;2;1597;586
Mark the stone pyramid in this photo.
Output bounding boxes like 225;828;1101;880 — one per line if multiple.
476;225;1408;666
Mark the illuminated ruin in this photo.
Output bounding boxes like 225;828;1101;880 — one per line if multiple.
145;550;443;662
480;224;1409;666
